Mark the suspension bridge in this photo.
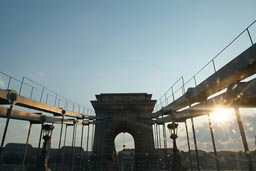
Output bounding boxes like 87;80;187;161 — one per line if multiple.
0;20;256;171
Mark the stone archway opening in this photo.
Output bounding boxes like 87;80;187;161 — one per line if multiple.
115;132;135;152
114;132;135;171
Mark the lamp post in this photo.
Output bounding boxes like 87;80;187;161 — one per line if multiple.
38;124;54;171
167;122;185;171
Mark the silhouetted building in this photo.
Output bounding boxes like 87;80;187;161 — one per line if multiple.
118;149;135;171
1;142;256;171
2;143;34;164
0;143;35;171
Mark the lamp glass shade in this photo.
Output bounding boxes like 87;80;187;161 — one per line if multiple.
167;122;178;136
42;124;54;137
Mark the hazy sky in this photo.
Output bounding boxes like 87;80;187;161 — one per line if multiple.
1;0;256;107
0;0;256;153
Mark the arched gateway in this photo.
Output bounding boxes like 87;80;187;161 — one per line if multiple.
91;93;159;171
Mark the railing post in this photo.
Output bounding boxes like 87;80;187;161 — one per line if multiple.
171;87;175;101
57;99;60;108
54;93;58;107
246;28;254;45
7;77;11;89
30;87;34;99
40;87;45;102
65;99;68;110
164;93;167;106
193;76;197;87
181;76;185;94
46;94;49;104
212;59;217;72
72;103;75;112
19;77;25;95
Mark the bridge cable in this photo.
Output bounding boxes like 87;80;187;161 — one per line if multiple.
154;123;159;148
158;124;162;149
162;115;167;149
36;122;44;165
91;123;95;151
191;77;200;171
234;107;254;171
86;123;90;170
191;117;201;171
185;120;193;171
0;103;14;164
71;123;77;171
55;114;64;171
79;123;85;171
22;122;32;171
208;114;220;171
61;125;68;170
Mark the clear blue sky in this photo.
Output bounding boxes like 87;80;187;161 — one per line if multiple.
0;0;256;152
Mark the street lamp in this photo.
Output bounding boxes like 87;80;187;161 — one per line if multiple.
38;124;54;171
167;122;178;154
167;122;185;171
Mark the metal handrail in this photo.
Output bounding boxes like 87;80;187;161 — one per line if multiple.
0;71;95;115
154;19;256;111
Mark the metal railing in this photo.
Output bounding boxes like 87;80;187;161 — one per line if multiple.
0;71;95;115
154;19;256;112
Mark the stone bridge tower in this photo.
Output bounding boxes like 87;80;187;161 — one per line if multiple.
91;93;158;171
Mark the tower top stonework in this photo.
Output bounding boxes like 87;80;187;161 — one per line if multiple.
91;93;156;115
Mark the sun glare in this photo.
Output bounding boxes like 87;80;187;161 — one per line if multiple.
210;108;233;123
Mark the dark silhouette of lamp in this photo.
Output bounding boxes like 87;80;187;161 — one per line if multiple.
38;124;54;171
167;122;185;171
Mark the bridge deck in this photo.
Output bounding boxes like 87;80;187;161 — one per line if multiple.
154;43;256;119
0;106;77;124
0;89;87;119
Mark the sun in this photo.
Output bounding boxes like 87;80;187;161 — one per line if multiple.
210;108;233;123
